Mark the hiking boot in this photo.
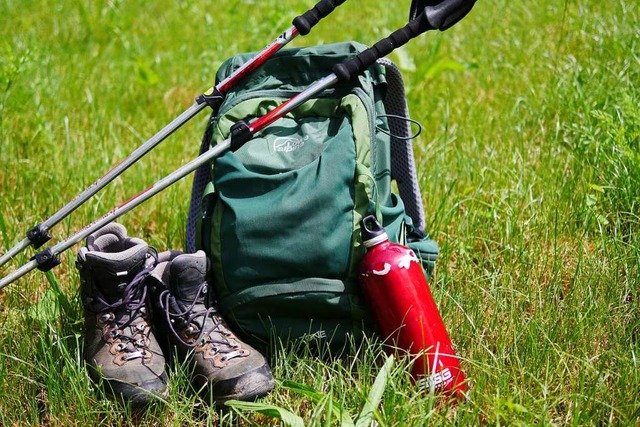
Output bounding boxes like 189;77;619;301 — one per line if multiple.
76;223;167;406
147;250;275;403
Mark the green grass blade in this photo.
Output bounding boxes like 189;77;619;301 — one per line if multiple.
355;355;394;427
308;392;331;427
225;400;305;427
282;380;355;427
0;212;9;249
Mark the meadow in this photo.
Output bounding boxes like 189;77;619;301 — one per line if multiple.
0;0;638;425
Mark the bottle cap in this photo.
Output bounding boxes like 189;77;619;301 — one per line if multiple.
360;215;389;248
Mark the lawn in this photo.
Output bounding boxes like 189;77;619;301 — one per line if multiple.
0;0;638;425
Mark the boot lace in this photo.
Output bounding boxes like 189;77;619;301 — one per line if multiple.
90;253;159;364
157;283;248;363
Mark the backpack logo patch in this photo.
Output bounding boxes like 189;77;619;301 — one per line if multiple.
274;135;308;153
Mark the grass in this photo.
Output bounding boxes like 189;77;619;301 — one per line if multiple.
0;0;639;425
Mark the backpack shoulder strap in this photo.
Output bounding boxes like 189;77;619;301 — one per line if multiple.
186;122;214;253
377;58;426;233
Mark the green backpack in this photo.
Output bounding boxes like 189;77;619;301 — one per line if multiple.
186;41;438;352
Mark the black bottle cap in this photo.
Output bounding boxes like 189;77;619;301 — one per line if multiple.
360;215;389;248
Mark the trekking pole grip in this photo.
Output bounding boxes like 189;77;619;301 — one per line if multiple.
332;0;476;82
333;17;428;82
293;0;347;35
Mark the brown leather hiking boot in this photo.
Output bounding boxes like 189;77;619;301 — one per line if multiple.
76;224;167;406
147;250;275;404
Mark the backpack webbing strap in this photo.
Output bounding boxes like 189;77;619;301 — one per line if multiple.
377;58;426;233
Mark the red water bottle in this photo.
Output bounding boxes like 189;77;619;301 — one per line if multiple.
358;215;467;398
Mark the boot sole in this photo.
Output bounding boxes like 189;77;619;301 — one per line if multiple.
195;364;276;405
87;367;169;407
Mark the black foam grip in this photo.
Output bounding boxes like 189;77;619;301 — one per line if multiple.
410;0;445;21
293;0;346;35
333;18;430;82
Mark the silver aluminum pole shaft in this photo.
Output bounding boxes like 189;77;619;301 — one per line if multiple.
0;102;205;268
0;139;232;290
0;239;31;269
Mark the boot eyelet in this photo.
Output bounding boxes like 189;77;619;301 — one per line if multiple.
100;313;114;323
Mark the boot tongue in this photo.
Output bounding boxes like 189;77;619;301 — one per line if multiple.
169;253;208;304
84;241;149;301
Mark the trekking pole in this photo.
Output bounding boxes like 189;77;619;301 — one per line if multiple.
0;0;476;290
0;0;347;269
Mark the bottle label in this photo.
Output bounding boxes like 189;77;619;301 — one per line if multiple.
369;249;419;276
417;367;453;390
373;263;392;275
398;249;420;270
